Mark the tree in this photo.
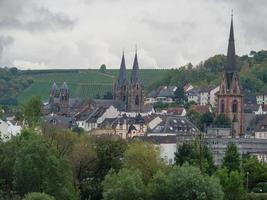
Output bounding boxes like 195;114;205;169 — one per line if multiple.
103;91;113;99
22;192;55;200
223;143;241;172
13;129;78;200
84;136;127;200
102;168;145;200
175;142;215;175
22;96;42;128
200;112;214;131
213;114;231;128
174;86;186;104
242;156;267;191
148;164;224;200
100;64;107;73
124;140;165;184
216;168;246;200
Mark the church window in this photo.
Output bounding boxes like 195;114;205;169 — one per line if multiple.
135;95;139;105
221;100;225;113
232;100;238;113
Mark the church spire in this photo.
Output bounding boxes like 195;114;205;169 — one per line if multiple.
131;48;141;84
118;50;127;85
226;11;236;71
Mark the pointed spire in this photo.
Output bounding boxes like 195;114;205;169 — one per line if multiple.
131;48;141;84
226;11;236;71
118;50;127;85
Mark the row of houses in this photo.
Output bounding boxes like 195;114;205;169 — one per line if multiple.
145;84;220;107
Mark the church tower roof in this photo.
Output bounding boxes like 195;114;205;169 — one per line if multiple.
226;12;236;71
60;81;69;93
131;49;141;84
51;81;58;91
118;51;127;85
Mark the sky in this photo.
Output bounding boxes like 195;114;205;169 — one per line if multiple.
0;0;266;70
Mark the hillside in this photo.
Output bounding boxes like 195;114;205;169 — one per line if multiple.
17;69;169;103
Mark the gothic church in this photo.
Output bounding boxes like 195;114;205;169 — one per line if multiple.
113;50;144;112
216;15;244;136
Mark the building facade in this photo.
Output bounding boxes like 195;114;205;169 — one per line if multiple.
216;16;244;137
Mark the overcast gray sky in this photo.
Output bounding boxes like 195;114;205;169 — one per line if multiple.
0;0;266;69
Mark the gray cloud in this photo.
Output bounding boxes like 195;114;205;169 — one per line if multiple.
1;0;267;69
0;35;13;65
0;0;75;32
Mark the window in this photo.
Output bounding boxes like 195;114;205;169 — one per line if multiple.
135;95;139;105
232;100;238;113
221;100;225;113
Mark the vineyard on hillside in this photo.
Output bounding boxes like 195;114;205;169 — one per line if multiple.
17;69;169;103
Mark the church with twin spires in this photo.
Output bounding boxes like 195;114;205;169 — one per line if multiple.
113;50;145;113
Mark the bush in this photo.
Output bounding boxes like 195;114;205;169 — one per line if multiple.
23;192;55;200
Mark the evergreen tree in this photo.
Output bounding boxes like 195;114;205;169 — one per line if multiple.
223;143;241;172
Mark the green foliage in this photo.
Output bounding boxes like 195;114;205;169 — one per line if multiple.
124;140;164;184
22;192;55;200
0;129;79;200
100;64;107;73
22;96;42;128
214;114;231;128
247;193;267;200
17;69;168;103
0;67;33;105
102;168;145;200
174;86;187;104
252;183;267;193
148;164;224;200
223;143;241;172
175;142;215;175
216;168;246;200
242;156;267;191
95;137;127;179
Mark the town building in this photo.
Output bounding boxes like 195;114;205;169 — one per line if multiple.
216;15;244;136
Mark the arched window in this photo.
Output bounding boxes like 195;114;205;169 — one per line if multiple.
123;95;126;101
135;95;139;105
232;99;238;113
221;99;225;113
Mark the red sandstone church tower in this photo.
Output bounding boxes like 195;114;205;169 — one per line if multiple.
217;15;244;137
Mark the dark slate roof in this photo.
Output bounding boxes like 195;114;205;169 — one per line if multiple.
94;99;126;111
255;116;267;132
118;52;127;85
226;15;236;72
147;90;158;98
131;51;141;84
51;82;58;91
148;115;199;135
186;88;200;96
61;81;69;90
157;86;176;98
86;106;108;123
42;114;76;129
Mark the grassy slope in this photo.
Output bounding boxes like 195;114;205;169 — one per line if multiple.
17;69;169;103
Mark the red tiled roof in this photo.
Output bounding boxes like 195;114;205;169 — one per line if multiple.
166;107;184;115
192;105;210;113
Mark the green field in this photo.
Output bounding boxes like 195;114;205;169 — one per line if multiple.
17;69;169;103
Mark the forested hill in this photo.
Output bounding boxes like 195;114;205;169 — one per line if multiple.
149;50;267;96
1;50;267;106
0;67;33;105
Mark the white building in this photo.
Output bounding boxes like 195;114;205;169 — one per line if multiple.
76;105;120;132
199;86;219;106
0;120;21;142
256;94;267;105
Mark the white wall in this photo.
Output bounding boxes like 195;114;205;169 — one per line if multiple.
159;143;177;165
210;86;220;107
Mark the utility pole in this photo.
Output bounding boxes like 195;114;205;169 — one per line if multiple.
246;172;249;192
